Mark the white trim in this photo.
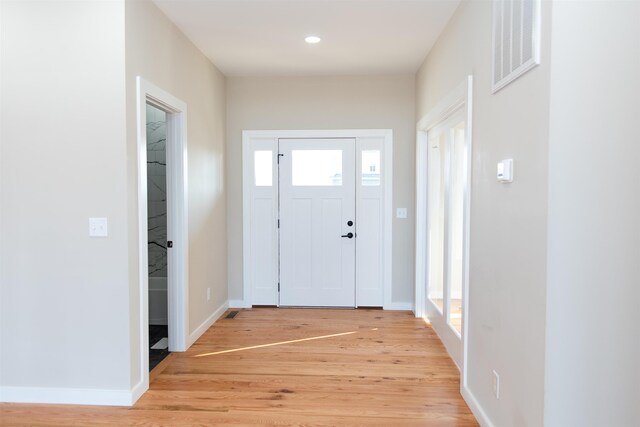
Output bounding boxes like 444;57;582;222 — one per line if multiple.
242;129;393;309
245;129;392;139
241;132;253;308
187;301;229;347
425;299;463;369
384;302;413;311
462;386;495;427
135;76;189;401
414;130;428;318
0;386;140;407
130;379;146;405
228;299;252;309
381;130;394;311
415;76;473;383
461;76;474;390
417;80;469;133
165;106;190;352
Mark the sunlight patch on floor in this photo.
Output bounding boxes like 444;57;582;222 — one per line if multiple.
193;331;358;358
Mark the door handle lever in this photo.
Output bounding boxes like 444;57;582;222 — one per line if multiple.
341;232;354;239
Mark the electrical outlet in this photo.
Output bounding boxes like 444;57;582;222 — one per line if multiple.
207;287;211;302
89;217;108;237
492;370;500;399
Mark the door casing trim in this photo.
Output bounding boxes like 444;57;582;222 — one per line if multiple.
415;76;473;388
135;76;189;401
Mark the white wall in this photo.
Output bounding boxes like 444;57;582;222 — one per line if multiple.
544;2;640;426
125;0;228;387
226;75;416;305
0;0;228;403
416;1;551;425
0;0;131;397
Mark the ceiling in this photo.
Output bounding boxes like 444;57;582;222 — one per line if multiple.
152;0;461;77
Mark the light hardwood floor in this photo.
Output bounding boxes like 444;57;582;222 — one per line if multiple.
0;308;478;426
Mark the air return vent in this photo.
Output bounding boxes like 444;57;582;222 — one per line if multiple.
492;0;541;93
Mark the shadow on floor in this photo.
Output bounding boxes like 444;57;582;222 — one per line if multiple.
149;324;170;371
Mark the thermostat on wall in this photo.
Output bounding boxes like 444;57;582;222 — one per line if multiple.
497;159;513;183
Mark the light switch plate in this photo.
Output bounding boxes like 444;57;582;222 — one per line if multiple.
396;208;407;219
497;159;514;183
89;217;108;237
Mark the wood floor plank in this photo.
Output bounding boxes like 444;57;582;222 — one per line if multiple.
0;308;478;426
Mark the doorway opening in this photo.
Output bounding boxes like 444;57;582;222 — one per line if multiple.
135;77;189;396
146;104;170;370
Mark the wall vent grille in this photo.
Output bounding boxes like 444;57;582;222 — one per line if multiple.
492;0;541;93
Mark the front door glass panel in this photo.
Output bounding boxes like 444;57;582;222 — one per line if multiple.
292;150;343;186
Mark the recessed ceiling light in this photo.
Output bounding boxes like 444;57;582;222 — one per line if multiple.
305;35;321;44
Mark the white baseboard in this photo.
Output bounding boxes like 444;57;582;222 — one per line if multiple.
462;385;494;427
229;300;412;311
384;302;414;311
187;301;229;347
0;385;138;406
130;379;147;405
228;299;251;308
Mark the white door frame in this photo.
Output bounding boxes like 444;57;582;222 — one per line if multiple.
135;77;189;393
241;129;393;309
415;76;473;385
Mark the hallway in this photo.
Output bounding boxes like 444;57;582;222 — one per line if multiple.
0;309;477;426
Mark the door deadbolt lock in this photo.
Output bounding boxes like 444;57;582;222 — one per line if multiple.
347;220;354;226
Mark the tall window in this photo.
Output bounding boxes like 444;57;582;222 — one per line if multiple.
427;110;467;335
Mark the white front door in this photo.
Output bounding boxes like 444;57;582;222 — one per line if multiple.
278;138;356;307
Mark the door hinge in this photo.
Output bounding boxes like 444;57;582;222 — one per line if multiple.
277;283;280;292
278;219;280;228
